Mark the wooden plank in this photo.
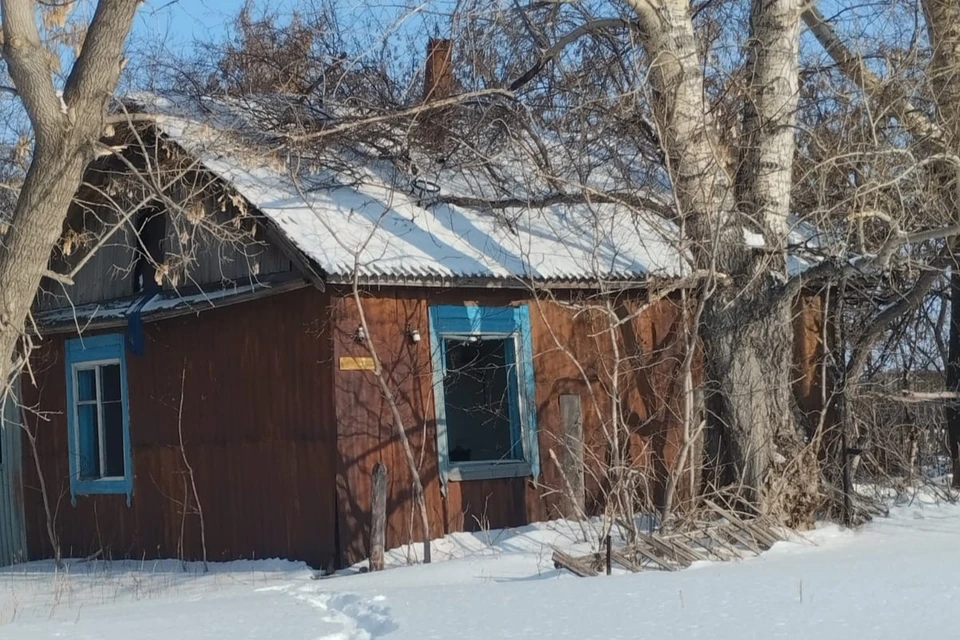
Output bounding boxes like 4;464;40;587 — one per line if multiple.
552;549;599;577
677;530;736;561
369;462;387;571
747;522;782;547
717;522;762;556
705;500;779;548
637;532;693;567
610;548;644;572
632;539;681;571
705;527;746;560
558;394;585;516
661;535;709;563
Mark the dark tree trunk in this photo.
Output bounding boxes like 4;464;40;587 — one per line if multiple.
702;278;819;527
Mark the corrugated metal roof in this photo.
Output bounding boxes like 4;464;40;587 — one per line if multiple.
131;94;690;283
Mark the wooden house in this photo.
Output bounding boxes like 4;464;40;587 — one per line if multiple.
0;92;828;570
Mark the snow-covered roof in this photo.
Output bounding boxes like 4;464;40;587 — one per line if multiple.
124;93;689;283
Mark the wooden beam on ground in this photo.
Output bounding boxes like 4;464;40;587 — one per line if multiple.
706;527;746;560
662;535;709;563
610;548;644;573
705;500;780;549
636;532;692;568
552;549;599;577
632;539;681;571
718;522;763;555
674;529;734;561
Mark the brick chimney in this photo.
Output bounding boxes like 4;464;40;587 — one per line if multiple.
422;38;456;102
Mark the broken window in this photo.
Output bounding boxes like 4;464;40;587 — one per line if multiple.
442;336;521;463
429;305;540;483
133;206;166;295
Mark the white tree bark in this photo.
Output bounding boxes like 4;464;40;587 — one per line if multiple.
738;0;803;248
624;0;733;249
624;0;817;523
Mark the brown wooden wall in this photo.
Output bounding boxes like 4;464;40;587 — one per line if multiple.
793;292;832;435
21;288;338;569
20;284;827;570
331;287;694;566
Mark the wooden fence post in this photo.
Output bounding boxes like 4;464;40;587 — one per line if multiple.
370;461;387;571
559;394;585;516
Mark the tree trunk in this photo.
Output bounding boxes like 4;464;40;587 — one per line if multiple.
0;141;89;381
0;0;141;383
702;284;819;527
623;0;814;525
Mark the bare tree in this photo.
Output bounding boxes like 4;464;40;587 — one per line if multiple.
0;0;141;385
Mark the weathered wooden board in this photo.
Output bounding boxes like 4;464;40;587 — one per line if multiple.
559;394;585;516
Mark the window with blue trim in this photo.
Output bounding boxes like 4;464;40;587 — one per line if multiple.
429;305;540;484
65;334;133;502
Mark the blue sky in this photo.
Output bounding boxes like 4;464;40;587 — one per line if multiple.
134;0;259;47
131;1;450;50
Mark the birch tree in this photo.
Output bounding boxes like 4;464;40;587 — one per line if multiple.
0;0;140;385
619;0;817;523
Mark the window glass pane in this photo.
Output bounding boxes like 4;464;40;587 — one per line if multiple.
442;337;517;463
100;364;122;402
102;402;125;478
77;404;100;480
76;368;96;402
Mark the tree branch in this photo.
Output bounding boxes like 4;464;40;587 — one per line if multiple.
283;89;515;143
1;0;66;138
509;18;632;91
62;0;141;117
802;4;944;145
845;254;947;381
428;189;674;219
784;221;960;297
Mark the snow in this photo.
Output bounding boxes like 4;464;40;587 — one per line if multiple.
4;498;960;639
123;93;689;282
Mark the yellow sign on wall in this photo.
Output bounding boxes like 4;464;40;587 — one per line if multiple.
339;356;376;371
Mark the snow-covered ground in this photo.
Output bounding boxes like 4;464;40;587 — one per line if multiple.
2;496;960;639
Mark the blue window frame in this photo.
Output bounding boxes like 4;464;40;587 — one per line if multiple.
428;304;540;487
65;333;133;504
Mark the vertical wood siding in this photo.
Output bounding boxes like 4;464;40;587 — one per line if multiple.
21;285;825;570
0;382;27;566
331;287;694;566
21;288;337;569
